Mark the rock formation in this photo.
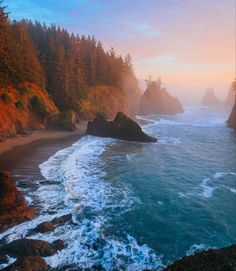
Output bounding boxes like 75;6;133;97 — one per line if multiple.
202;88;221;106
163;244;236;271
225;88;235;107
1;256;48;271
0;172;35;232
139;81;183;115
86;112;157;142
0;239;65;257
227;102;236;130
46;111;77;131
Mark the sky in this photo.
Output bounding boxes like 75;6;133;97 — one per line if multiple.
5;0;235;102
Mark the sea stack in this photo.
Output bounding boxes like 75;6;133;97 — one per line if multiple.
86;112;157;142
202;88;221;106
227;102;236;130
0;171;35;231
139;79;183;115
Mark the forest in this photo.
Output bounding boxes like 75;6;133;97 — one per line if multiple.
0;1;140;114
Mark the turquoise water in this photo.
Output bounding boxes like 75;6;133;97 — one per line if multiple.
1;106;235;270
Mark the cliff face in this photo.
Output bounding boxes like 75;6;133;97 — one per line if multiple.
164;245;236;271
225;88;235;106
139;83;183;115
0;171;35;231
227;102;236;130
0;83;58;141
202;89;221;106
78;85;129;120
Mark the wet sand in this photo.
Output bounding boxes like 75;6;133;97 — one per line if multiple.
0;122;87;179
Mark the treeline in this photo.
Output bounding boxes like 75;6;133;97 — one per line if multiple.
0;2;139;112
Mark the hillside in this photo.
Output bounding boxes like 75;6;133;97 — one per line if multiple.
0;3;140;141
139;80;183;115
0;83;58;141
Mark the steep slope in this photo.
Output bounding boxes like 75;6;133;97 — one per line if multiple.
78;85;129;119
227;102;236;130
139;81;183;115
225;88;235;106
0;83;58;141
202;88;221;106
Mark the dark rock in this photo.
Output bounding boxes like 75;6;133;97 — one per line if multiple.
0;172;35;232
0;238;64;257
139;81;184;115
1;256;48;271
227;102;236;130
86;112;157;142
163;244;236;271
34;214;72;233
46;111;77;131
0;254;8;264
202;88;221;106
35;221;55;233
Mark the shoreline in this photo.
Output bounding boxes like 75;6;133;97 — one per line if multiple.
0;122;87;177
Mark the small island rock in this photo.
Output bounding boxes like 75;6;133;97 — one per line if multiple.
86;112;157;142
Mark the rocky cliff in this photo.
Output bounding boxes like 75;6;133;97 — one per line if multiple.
0;83;58;141
225;88;235;107
139;82;183;115
78;85;129;120
227;102;236;130
0;171;35;231
202;88;221;106
164;244;236;271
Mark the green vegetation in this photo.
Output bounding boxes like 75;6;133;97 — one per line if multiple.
0;1;139;114
29;96;49;119
1;92;11;103
15;100;24;109
46;111;76;131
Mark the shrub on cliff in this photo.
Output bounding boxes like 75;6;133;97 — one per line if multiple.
46;111;77;131
15;101;24;109
1;92;11;103
29;95;50;119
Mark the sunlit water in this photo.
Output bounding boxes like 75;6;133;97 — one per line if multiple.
1;106;236;270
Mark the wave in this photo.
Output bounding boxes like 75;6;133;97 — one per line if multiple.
0;136;163;270
178;172;236;199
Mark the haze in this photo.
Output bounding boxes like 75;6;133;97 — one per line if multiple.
6;0;235;103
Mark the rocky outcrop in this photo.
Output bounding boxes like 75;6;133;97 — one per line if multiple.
78;85;129;120
0;172;35;232
0;83;59;141
202;88;221;106
227;103;236;130
225;88;235;107
86;112;157;142
1;256;48;271
164;244;236;271
0;239;65;257
33;214;72;233
46;111;77;131
139;82;183;115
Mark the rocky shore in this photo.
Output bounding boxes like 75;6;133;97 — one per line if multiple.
0;172;35;232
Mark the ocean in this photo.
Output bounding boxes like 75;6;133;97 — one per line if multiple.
0;106;236;270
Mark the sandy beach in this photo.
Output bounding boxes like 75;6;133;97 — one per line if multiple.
0;122;87;178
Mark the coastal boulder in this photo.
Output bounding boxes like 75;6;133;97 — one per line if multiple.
227;102;236;130
163;245;236;271
2;256;48;271
86;112;157;142
34;214;72;233
0;171;35;232
202;88;221;106
0;238;65;257
139;81;183;115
